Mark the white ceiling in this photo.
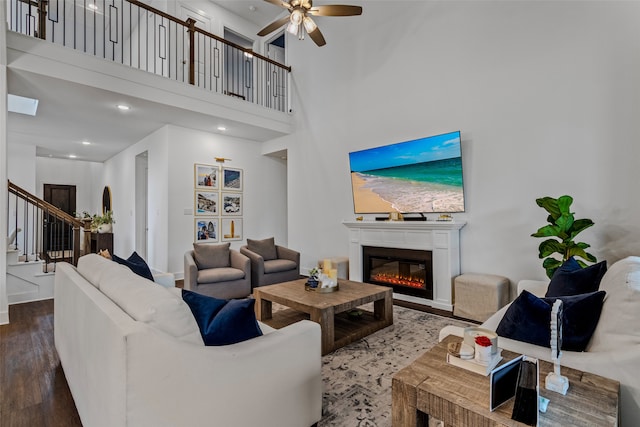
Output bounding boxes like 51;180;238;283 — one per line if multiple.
6;1;285;163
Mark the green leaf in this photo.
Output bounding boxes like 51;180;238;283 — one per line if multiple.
536;197;560;220
542;257;562;279
538;239;565;258
555;213;575;233
569;218;594;239
531;224;561;238
556;195;573;214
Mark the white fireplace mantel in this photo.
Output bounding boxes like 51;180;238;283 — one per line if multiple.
343;220;466;311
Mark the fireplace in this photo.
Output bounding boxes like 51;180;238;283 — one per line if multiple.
362;246;433;300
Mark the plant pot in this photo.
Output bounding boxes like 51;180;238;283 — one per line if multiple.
98;223;112;234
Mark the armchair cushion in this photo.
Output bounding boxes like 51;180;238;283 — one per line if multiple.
198;267;246;283
545;257;607;297
181;289;263;346
247;237;277;261
112;251;154;282
264;259;297;274
193;242;230;269
496;289;606;351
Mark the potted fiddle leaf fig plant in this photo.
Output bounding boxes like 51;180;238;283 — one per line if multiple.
531;195;597;279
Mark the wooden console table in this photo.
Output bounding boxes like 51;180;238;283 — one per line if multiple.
90;232;113;254
392;335;619;426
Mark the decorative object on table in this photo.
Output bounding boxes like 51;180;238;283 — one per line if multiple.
511;356;539;426
222;167;243;191
545;299;569;395
463;327;498;355
307;267;320;288
93;210;115;233
437;214;453;221
194;217;218;243
221;192;242;216
531;195;597;278
388;211;403;221
194;190;218;216
446;338;503;376
194;163;218;190
318;269;339;291
474;335;493;365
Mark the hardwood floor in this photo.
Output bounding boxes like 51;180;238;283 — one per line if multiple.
0;300;82;427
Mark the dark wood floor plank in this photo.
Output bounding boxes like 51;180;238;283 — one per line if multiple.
0;300;82;426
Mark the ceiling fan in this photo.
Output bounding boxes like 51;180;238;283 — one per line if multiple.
257;0;363;47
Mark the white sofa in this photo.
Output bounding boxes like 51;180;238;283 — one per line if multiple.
441;256;640;426
54;254;322;427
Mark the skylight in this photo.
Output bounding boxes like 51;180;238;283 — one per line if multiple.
8;94;39;116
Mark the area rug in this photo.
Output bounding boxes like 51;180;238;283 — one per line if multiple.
318;305;471;427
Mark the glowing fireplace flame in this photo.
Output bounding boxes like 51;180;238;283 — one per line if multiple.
371;273;425;289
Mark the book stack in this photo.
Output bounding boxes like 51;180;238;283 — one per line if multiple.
447;349;503;376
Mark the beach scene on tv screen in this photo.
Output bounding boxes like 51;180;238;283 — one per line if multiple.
349;132;465;213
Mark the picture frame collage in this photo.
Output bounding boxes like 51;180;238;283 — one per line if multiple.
194;163;243;243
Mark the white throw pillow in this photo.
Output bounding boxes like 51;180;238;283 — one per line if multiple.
588;256;640;351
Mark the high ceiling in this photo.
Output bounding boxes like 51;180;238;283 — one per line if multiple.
6;1;285;163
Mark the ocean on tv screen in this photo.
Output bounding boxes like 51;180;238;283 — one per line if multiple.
349;131;465;214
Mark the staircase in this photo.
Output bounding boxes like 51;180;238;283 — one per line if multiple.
6;180;83;305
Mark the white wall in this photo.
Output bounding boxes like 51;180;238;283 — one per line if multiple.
8;142;36;191
281;1;640;293
36;157;103;214
1;0;9;324
102;126;170;271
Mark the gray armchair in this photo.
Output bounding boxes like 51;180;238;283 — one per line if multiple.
184;242;251;299
240;237;300;289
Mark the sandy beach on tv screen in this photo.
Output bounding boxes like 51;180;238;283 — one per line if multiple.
351;173;396;212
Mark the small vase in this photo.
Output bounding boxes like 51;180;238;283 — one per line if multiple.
306;279;318;289
98;223;112;234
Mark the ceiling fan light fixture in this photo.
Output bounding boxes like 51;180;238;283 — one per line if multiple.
286;21;299;35
290;8;304;25
303;16;317;32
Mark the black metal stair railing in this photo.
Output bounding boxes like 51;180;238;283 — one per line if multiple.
7;180;83;270
7;0;290;112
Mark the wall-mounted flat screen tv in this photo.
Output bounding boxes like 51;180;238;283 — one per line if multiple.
349;131;465;214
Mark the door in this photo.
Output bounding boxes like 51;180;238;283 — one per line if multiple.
43;184;76;260
179;5;211;87
266;33;286;111
135;152;149;260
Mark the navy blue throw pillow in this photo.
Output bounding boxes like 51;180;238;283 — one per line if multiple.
181;289;263;346
545;257;607;297
113;251;155;282
496;289;606;352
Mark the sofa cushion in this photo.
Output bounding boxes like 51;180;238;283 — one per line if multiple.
77;253;116;289
264;259;297;274
181;289;263;346
99;265;202;344
496;289;606;351
193;242;230;269
247;237;277;261
112;251;155;282
197;267;245;284
589;256;640;351
545;257;607;297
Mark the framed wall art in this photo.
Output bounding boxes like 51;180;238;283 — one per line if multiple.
194;218;219;243
195;163;218;190
222;167;243;191
194;191;218;216
221;218;243;241
221;192;243;216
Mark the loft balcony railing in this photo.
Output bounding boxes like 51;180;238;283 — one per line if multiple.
7;0;290;112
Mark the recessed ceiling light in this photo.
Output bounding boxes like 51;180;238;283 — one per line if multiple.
82;140;91;145
8;94;39;116
69;154;77;159
117;104;130;111
217;126;227;131
87;3;98;10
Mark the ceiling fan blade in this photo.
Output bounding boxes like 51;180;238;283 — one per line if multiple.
257;16;291;36
308;5;362;16
307;26;326;47
263;0;292;9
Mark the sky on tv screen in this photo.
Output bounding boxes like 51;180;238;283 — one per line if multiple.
348;131;465;214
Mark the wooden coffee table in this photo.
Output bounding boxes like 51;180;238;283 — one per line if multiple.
392;335;620;426
254;279;393;355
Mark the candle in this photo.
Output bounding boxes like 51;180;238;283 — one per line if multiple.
330;269;338;280
324;259;332;270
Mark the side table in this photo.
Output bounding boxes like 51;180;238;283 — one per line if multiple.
392;335;619;426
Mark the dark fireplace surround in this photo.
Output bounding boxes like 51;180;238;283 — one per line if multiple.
362;246;433;300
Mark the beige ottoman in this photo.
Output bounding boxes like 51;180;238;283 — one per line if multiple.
317;256;349;280
454;273;510;322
